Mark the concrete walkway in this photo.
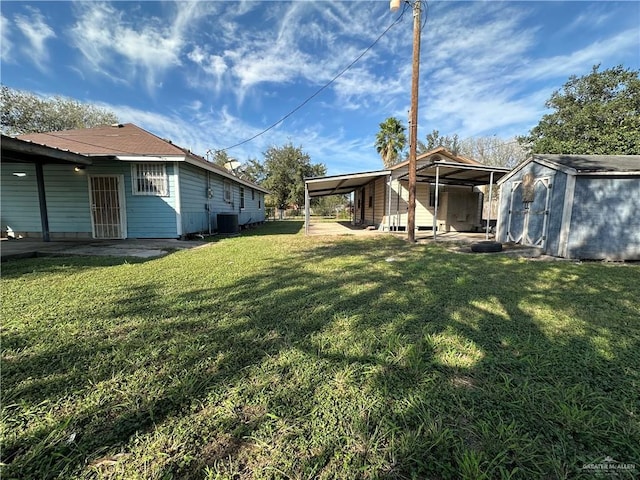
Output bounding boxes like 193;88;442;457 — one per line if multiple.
1;238;208;262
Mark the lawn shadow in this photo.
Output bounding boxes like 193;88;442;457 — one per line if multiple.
2;234;639;478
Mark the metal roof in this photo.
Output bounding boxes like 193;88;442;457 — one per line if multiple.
397;160;511;186
305;170;391;197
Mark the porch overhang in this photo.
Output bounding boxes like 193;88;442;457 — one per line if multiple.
305;170;391;197
397;161;510;186
1;135;94;242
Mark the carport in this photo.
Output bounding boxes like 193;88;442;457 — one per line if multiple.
304;170;390;234
396;160;511;239
1;135;93;241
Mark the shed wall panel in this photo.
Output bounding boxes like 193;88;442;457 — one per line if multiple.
567;177;640;260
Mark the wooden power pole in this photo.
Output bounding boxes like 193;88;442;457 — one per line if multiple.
407;0;421;242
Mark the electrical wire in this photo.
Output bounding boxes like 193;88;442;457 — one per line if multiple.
214;2;411;154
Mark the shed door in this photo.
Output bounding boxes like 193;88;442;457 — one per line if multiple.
89;176;126;239
507;177;551;248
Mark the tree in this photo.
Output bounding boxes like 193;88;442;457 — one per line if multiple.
262;143;326;210
375;117;407;168
0;85;119;135
519;64;640;154
458;136;527;169
418;129;460;155
210;149;231;167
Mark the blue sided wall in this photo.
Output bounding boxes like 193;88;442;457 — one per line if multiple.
567;176;640;260
1;163;93;238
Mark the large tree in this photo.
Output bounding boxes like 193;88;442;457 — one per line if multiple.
0;85;119;135
262;143;325;210
519;64;640;154
375;117;407;168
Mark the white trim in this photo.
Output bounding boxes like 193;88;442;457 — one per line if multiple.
117;155;185;162
174;162;182;237
575;171;640;176
131;163;169;196
558;173;576;258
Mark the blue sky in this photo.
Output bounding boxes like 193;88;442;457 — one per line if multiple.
1;1;639;174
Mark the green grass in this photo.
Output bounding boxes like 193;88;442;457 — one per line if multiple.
2;221;639;479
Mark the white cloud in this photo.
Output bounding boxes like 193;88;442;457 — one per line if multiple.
0;14;12;62
69;1;211;92
13;7;56;70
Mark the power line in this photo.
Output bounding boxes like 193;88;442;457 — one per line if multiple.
214;3;410;154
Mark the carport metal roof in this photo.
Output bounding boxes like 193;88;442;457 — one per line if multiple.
305;170;391;197
397;160;511;185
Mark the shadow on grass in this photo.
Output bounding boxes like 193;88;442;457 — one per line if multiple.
0;255;149;279
2;235;639;479
239;220;304;236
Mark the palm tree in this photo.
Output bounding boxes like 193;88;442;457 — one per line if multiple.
375;117;407;168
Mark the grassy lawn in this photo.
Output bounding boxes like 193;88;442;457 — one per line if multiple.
2;221;639;479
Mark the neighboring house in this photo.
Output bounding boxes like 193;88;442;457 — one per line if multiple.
1;123;268;240
305;147;510;234
496;154;640;260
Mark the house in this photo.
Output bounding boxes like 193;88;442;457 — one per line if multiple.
1;123;269;240
304;148;510;235
496;154;640;260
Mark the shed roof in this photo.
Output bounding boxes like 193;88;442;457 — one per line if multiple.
498;154;640;185
535;154;640;173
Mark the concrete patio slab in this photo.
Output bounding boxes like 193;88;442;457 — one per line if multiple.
1;238;208;262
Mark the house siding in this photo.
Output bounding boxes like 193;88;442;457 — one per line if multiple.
87;160;178;238
203;171;266;231
1;163;42;235
566;177;640;260
179;163;210;234
373;177;386;226
1;163;93;238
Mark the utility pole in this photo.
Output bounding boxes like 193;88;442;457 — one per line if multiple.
407;0;421;242
392;0;422;242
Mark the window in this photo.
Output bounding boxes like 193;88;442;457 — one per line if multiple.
132;163;168;196
251;189;255;200
240;187;245;209
259;197;262;209
223;181;232;202
368;195;373;208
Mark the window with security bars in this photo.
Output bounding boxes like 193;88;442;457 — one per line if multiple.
223;181;232;202
132;163;168;196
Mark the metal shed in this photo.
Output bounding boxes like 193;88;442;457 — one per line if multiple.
496;154;640;260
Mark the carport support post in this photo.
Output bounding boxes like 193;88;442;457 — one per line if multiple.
433;165;440;240
35;162;50;242
485;171;494;240
304;182;310;235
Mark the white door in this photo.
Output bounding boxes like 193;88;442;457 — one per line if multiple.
88;175;126;239
507;176;551;248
